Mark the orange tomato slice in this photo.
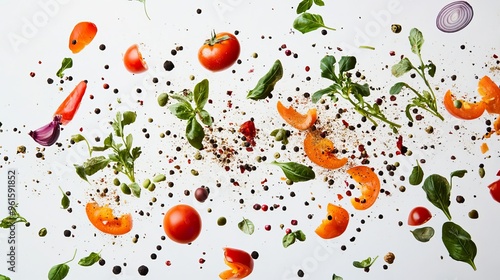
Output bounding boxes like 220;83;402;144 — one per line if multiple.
303;130;348;169
347;166;380;210
277;100;317;130
85;202;132;235
69;22;97;54
478;76;500;114
219;248;254;279
443;90;485;120
315;203;349;239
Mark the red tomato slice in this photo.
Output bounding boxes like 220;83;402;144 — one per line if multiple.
54;80;87;125
123;44;148;74
69;22;97;54
347;166;381;210
85;202;132;235
219;248;254;279
443;90;485;120
315;203;349;239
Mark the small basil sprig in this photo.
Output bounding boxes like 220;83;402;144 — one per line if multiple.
390;28;444;121
296;0;324;14
442;222;477;270
293;13;334;34
353;256;378;269
271;161;315;182
48;249;76;280
0;205;28;228
312;55;400;132
270;128;289;145
238;218;255;235
283;230;306;248
56;57;73;78
247;60;283;100
409;161;424;185
78;251;101;266
58;186;70;209
411;226;434;242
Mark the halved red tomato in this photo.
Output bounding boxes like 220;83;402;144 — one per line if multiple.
277;100;317;130
303;130;348;169
219;247;254;279
407;206;432;226
85;202;132;235
123;44;148;74
488;178;500;203
443;90;485;120
347;166;381;210
315;203;349;239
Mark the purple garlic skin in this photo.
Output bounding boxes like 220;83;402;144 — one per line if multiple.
29;115;61;146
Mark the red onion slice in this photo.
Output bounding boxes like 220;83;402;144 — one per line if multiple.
436;1;474;33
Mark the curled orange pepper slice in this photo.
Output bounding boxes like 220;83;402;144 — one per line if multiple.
443;90;485;120
277;100;317;130
347;166;380;210
69;22;97;54
85;202;132;235
315;203;349;239
303;130;348;169
219;247;254;279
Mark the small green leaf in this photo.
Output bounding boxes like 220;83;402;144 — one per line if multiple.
56;57;73;78
409;28;424;55
450;169;467;187
296;0;313;13
121;111;137;127
112;112;123;137
91;146;108;152
103;133;113;148
293;13;335;34
391;58;413;77
186;117;204;150
58;186;70;210
313;0;324;6
48;263;70;280
169;102;195;120
128;182;141;198
338;56;356;74
125;134;133;151
319;55;338;81
311;86;335;103
78;252;101;266
411;226;435;242
390;82;407;95
193;79;209;110
131;147;142;160
0;274;11;280
442;222;477;270
422;174;452;220
427;62;436;77
71;134;86;143
282;233;296;248
332;275;343;280
74;165;88;182
247;60;283;100
350;83;370;97
198;109;212;126
405;104;414;122
271;161;315;182
238;218;255;235
409;161;424;185
83;156;110;176
353;256;378;268
294;230;306;241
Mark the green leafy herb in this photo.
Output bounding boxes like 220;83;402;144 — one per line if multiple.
422;174;452;220
78;251;101;266
238;218;255;235
332;275;343;280
353;256;378;268
283;230;306;248
0;205;28;228
296;0;324;14
270;128;289;145
411;226;435;242
442;222;477;270
293;13;334;34
48;249;76;280
450;169;467;187
0;274;11;280
390;28;444;121
56;57;73;78
409;161;424;185
247;60;283;100
58;186;70;209
271;161;315;182
130;0;150;20
312;55;400;132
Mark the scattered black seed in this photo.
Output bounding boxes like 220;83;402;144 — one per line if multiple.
251;251;259;259
63;230;71;237
196;8;202;14
112;265;122;274
163;60;175;71
297;269;304;277
99;44;106;51
138;265;149;276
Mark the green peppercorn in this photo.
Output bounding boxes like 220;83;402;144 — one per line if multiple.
391;24;402;33
121;183;131;195
274;152;280;159
468;210;479;219
142;179;151;188
453;100;463;109
153;174;166;183
113;178;120;186
194;151;202;160
479;167;485;178
148;183;156;192
217;217;227;226
38;228;47;237
191;169;199;176
425;126;434;134
157;93;169;107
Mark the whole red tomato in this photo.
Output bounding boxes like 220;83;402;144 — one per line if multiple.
408;206;432;226
123;44;148;74
163;204;202;244
488;179;500;203
198;31;240;72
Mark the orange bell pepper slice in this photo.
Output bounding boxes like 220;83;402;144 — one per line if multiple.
443;90;485;120
85;202;132;235
69;22;97;54
303;130;348;169
219;247;254;279
478;75;500;114
54;80;87;125
315;203;349;239
277;100;317;130
347;166;380;210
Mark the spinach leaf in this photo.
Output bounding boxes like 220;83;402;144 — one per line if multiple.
338;56;356;74
83;156;110;176
319;55;338;82
186;117;204;150
353;256;378;268
48;250;76;280
422;174;452;220
169;102;195;120
247;60;283;100
0;274;11;280
409;161;424;185
389;82;407;95
56;57;73;78
442;222;477;270
411;226;434;242
271;161;315;182
293;13;335;34
391;58;413;77
78;252;101;266
128;182;141;198
238;218;255;235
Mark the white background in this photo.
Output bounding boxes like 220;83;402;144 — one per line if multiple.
1;0;500;279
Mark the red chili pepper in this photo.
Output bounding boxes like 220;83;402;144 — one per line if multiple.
54;80;87;125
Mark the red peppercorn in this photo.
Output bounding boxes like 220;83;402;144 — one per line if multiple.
291;220;298;226
264;225;271;231
261;204;268;211
285;228;292;234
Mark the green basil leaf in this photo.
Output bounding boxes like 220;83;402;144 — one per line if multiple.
56;57;73;78
169;102;195;120
238;218;255;235
0;274;11;280
199;109;212;126
193;79;209;110
311;86;335;103
282;233;296;248
70;134;86;143
128;182;141;198
313;0;325;6
247;60;283;100
294;230;306;241
391;58;413;77
83;156;110;176
121;111;137;127
78;252;101;266
338;56;356;74
296;0;313;13
353;256;378;268
59;186;70;210
352;261;363;268
293;13;334;34
351;83;370;97
186;117;204;150
442;222;477;271
427;62;436;77
409;28;424;55
48;263;70;280
409;161;424;185
131;147;142;160
332;274;343;280
422;174;452;220
319;55;338;82
390;82;407;95
411;226;434;242
74;164;88;182
271;161;315;182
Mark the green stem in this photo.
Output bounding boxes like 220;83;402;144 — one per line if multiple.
83;138;92;157
143;0;151;20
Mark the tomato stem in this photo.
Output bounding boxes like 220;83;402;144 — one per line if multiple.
205;30;230;46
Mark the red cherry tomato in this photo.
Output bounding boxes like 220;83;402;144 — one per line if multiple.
163;204;202;244
123;44;148;74
219;247;254;279
488;178;500;203
408;206;432;226
198;31;240;72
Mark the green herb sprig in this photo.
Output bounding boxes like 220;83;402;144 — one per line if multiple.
312;55;401;132
158;79;212;150
247;60;283;100
0;205;28;228
390;28;444;121
130;0;150;20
